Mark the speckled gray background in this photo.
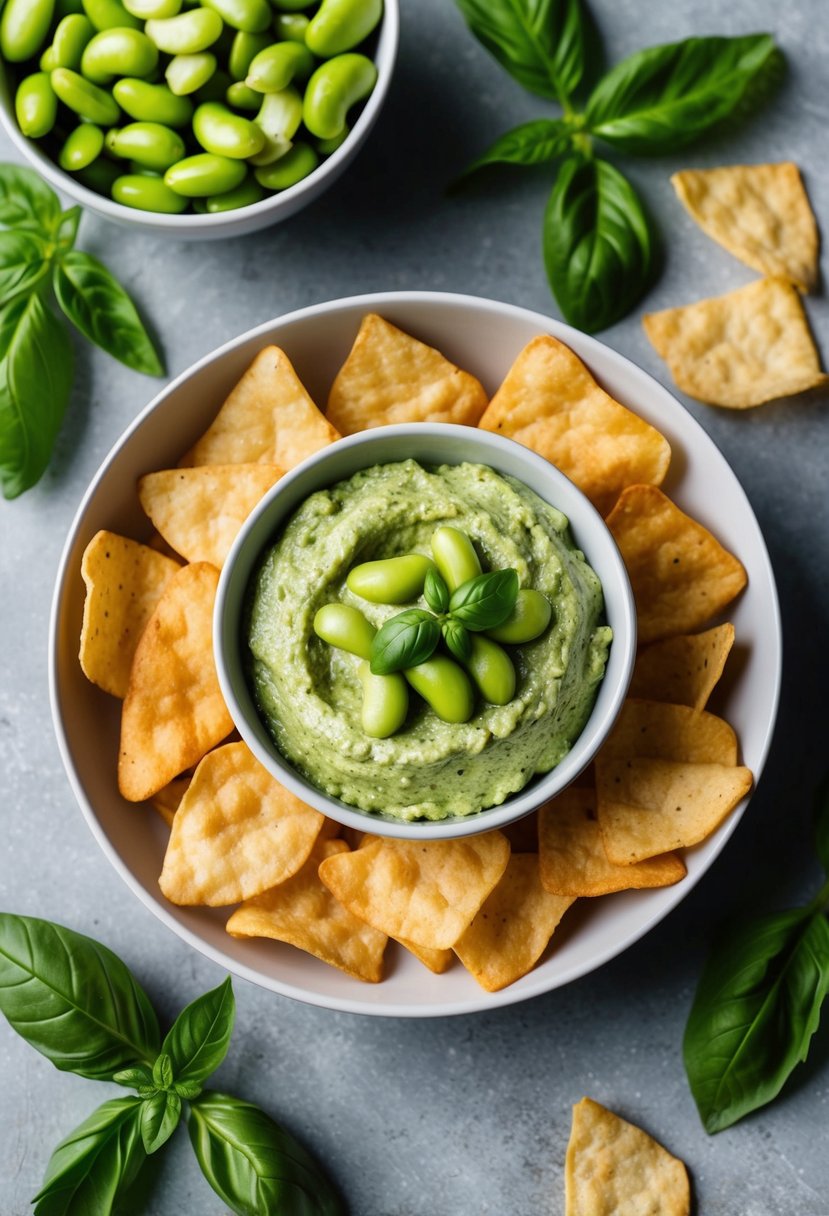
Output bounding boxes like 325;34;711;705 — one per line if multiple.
2;0;828;1212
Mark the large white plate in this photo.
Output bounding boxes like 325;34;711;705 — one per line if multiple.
50;292;781;1017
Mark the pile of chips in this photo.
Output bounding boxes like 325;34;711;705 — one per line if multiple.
78;313;752;991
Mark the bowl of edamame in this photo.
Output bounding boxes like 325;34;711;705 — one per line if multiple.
0;0;398;238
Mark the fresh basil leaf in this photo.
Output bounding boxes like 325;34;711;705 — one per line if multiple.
683;908;829;1133
423;566;450;614
0;913;160;1080
56;206;81;254
53;251;164;376
174;1079;204;1100
32;1097;146;1216
442;619;472;663
543;154;654;333
814;772;829;874
153;1051;174;1091
460;118;573;179
188;1091;345;1216
161;976;235;1087
584;33;780;153
449;569;519;631
453;0;601;104
370;609;441;675
140;1090;182;1154
0;163;61;234
112;1064;154;1090
0;231;51;306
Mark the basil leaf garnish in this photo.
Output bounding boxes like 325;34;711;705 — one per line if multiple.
32;1097;146;1215
683;908;829;1133
448;569;519;631
140;1090;182;1155
53;251;164;376
160;976;235;1088
584;34;780;153
188;1091;346;1216
442;619;472;663
423;566;450;614
370;609;441;675
543;154;654;333
460;118;573;179
112;1064;154;1090
0;163;61;235
0;231;51;307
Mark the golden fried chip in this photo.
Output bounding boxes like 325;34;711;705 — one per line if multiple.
183;346;340;469
397;938;454;974
672;162;819;292
477;335;671;516
601;699;738;766
596;757;753;864
151;775;191;828
606;485;746;643
159;742;324;906
629;624;735;711
565;1097;690;1216
138;465;283;568
643;278;828;408
227;839;387;983
318;832;511;951
454;854;574;991
118;562;234;802
79;531;181;699
538;788;686;897
326;313;489;433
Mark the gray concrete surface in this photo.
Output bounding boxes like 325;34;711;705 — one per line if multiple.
1;0;828;1212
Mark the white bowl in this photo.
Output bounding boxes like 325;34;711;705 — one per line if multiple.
215;423;636;840
0;3;399;240
50;291;781;1016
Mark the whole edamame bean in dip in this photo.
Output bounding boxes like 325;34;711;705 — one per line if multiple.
113;171;188;211
302;53;377;141
164;151;247;196
487;589;552;644
1;0;56;62
306;0;382;57
113;76;194;125
431;526;482;593
462;635;516;706
107;121;186;170
192;101;265;157
313;603;375;660
347;555;435;604
81;27;158;83
404;656;475;725
15;73;58;138
358;662;408;739
59;122;105;169
51;66;121;124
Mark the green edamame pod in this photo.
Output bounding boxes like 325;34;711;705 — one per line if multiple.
1;0;55;63
15;74;58;139
306;0;382;57
404;657;474;724
205;173;263;210
226;80;260;109
145;8;223;53
317;126;348;154
82;0;142;31
192;101;264;158
461;636;515;706
112;172;188;211
164;151;247;196
431;526;482;593
165;52;217;95
245;41;314;93
357;662;408;738
272;0;316;10
123;0;182;16
253;141;317;189
274;13;309;42
48;14;95;69
113;77;193;125
201;0;270;33
347;555;435;604
81;28;159;83
247;85;301;164
227;28;269;79
313;602;375;660
51;67;121;125
302;52;376;141
486;589;552;645
75;153;120;192
106;121;185;170
59;122;105;169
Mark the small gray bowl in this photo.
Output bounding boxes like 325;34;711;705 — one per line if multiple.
215;423;636;840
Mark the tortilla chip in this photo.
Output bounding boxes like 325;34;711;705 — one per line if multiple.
79;531;181;699
326;313;489;433
138;465;283;568
629;624;735;711
454;854;574;991
565;1097;690;1216
643;278;828;408
601;698;738;766
606;485;747;643
151;775;191;828
672;162;819;292
477;335;671;516
397;938;454;974
318;832;511;951
596;757;753;863
227;839;388;983
183;346;340;469
538;788;686;897
159;742;324;906
118;562;234;802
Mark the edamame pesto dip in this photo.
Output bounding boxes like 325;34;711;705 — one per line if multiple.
247;460;612;821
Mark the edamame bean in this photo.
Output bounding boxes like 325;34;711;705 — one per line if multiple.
245;41;314;93
51;67;121;125
40;47;59;71
226;80;260;109
164;151;247;195
201;0;270;33
253;141;317;189
81;28;158;83
165;51;216;94
247;85;301;164
145;8;223;54
15;74;58;139
461;636;515;705
316;126;348;154
431;526;482;593
82;0;142;31
347;555;435;604
113;172;188;211
227;29;269;79
313;603;375;660
113;76;193;125
302;52;376;140
205;173;263;210
274;14;310;42
123;0;182;16
106;121;185;169
486;589;552;644
59;122;105;168
306;0;382;57
357;662;408;738
1;0;56;63
192;101;264;157
404;656;474;724
47;14;95;69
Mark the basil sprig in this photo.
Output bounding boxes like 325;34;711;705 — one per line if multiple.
0;163;163;500
683;776;829;1133
453;2;781;331
0;914;341;1215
